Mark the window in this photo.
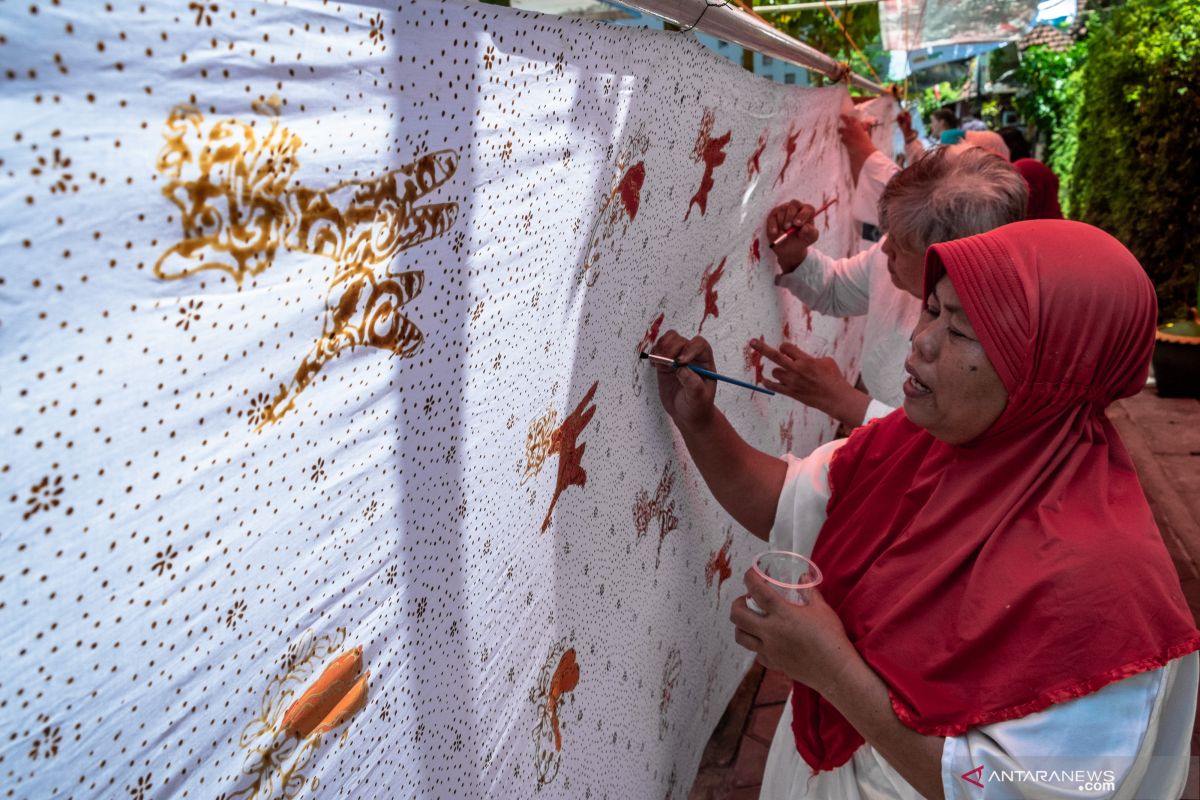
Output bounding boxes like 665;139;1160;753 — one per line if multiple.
783;73;795;85
762;55;773;66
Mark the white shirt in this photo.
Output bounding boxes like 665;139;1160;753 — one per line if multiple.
774;240;921;423
851;149;903;228
761;443;1199;800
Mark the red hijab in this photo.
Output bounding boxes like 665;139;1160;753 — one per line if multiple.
1014;158;1064;219
790;220;1200;771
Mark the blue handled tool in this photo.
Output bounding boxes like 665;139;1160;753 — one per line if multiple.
640;351;775;396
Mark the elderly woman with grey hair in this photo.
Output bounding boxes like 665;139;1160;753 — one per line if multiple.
753;145;1027;429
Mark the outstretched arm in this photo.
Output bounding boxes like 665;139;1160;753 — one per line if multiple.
839;113;879;185
732;570;946;799
652;331;787;540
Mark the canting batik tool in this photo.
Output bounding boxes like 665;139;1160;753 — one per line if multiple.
640;352;775;396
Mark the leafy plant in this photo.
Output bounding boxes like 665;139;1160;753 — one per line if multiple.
1012;38;1087;164
981;99;1002;129
1068;0;1200;320
915;80;965;122
763;4;887;92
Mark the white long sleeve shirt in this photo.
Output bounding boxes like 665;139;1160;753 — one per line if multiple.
774;241;921;423
851;149;905;228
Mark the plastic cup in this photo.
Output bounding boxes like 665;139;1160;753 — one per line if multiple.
747;550;822;614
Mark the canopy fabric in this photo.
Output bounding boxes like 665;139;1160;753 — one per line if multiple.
879;0;1040;51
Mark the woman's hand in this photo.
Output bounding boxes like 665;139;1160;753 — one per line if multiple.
765;200;820;274
652;330;717;432
749;338;868;428
729;567;857;697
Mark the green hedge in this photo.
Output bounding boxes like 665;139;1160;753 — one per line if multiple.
1069;0;1200;320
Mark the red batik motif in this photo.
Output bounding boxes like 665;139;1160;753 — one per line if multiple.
749;237;761;265
746;129;768;181
547;649;580;752
779;410;796;453
743;339;764;385
637;313;665;355
580;128;649;286
634;463;679;569
633;313;666;396
533;638;580;788
782;321;793;341
541;382;598;533
705;530;734;599
776;124;801;186
619;161;646;220
697;257;726;333
685;108;731;220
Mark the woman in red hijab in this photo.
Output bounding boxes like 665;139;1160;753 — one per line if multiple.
1014;158;1064;219
652;220;1198;799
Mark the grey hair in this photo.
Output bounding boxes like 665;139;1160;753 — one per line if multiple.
878;145;1028;254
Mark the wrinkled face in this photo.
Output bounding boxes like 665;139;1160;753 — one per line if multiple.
880;234;926;298
903;275;1008;444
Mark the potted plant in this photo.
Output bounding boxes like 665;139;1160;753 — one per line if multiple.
1153;282;1200;398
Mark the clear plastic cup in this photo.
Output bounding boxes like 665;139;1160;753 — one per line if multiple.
747;550;823;613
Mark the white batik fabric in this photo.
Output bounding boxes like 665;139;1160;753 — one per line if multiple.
1;1;881;798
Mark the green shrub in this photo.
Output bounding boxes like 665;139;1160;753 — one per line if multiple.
916;81;965;123
1048;66;1084;217
1070;0;1200;320
1013;39;1087;166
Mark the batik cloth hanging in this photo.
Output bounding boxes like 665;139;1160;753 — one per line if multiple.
0;1;886;797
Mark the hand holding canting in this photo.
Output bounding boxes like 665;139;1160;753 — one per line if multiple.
651;330;717;432
729;567;856;697
896;109;916;140
765;200;820;274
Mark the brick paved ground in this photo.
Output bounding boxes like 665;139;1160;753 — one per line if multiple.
690;389;1200;799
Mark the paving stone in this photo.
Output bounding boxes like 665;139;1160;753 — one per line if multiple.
1162;453;1200;528
686;767;732;800
746;703;785;746
732;735;771;788
698;663;764;769
756;668;793;705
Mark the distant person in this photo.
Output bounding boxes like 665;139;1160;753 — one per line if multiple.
998;127;1065;219
960;106;988;131
1014;158;1064;219
964;130;1011;160
999;125;1033;161
927;108;959;147
756;145;1027;428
